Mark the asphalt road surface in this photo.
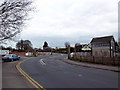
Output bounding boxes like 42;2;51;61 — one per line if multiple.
2;56;35;88
19;54;118;88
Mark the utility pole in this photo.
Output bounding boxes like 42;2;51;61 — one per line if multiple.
21;40;23;51
33;49;37;57
51;49;52;55
74;46;76;59
68;45;71;59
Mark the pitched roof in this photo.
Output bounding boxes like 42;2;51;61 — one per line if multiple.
90;35;114;43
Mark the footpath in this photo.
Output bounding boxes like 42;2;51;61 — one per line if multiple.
63;58;120;72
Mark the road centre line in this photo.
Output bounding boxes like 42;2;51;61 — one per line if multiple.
16;58;45;89
39;59;46;65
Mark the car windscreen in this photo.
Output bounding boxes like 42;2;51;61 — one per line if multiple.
4;55;12;57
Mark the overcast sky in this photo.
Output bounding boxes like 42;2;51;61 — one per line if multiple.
10;0;119;48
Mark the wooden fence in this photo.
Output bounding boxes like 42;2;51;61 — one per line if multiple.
72;56;120;66
10;52;26;55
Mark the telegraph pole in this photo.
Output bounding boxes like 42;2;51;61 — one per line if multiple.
68;45;71;59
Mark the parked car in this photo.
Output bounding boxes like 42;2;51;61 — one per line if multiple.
2;54;20;62
25;52;33;57
70;52;74;58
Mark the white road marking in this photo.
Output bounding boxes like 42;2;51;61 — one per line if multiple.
49;57;53;59
39;59;46;65
64;57;68;59
78;74;82;77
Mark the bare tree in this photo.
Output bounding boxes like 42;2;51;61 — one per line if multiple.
75;43;80;47
16;40;33;51
0;0;33;43
64;42;71;59
64;42;70;48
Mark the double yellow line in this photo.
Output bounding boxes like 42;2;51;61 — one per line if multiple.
16;58;45;90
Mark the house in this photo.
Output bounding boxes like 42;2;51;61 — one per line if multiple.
43;46;52;52
73;44;91;57
81;44;91;51
119;42;120;48
75;44;91;52
90;35;116;57
75;44;82;52
115;42;119;52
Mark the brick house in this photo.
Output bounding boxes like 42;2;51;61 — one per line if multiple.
90;36;116;57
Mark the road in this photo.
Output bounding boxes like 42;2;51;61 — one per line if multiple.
19;54;118;88
2;56;35;88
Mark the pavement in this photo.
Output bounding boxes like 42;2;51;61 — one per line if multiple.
63;57;120;72
2;57;35;88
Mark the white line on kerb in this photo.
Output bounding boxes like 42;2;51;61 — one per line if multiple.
39;59;46;65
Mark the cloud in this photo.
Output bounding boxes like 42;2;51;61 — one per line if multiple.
19;0;119;48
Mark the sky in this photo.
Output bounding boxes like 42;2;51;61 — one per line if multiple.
8;0;120;48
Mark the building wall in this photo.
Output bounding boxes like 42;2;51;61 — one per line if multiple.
91;36;116;57
92;47;110;57
110;39;116;57
75;52;91;57
119;42;120;48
